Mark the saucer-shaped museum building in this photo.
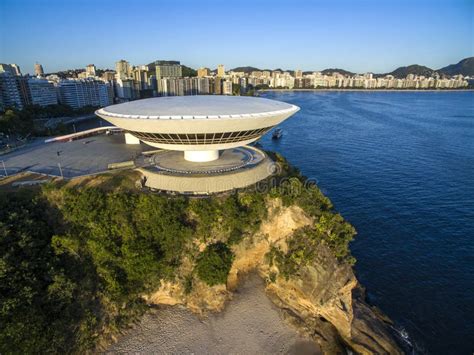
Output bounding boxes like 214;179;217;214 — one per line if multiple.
96;96;299;194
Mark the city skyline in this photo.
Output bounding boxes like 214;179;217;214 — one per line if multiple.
2;55;474;77
0;58;468;114
1;0;472;74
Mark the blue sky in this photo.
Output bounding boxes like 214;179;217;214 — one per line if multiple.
0;0;472;74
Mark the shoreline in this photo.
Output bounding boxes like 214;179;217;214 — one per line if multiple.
258;88;474;93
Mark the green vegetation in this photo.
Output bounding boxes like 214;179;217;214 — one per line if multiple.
195;242;234;286
0;187;191;353
232;83;242;96
181;65;197;77
254;83;270;90
267;215;356;280
0;104;98;136
264;153;356;276
0;153;357;352
0;184;266;353
264;152;333;217
188;192;267;242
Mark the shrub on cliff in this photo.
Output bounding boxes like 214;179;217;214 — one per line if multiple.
188;192;267;242
271;177;332;216
195;242;234;286
267;166;333;218
267;212;356;280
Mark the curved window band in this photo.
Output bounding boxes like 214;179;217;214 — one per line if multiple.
127;126;274;145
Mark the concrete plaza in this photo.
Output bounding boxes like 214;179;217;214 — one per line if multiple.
0;134;146;178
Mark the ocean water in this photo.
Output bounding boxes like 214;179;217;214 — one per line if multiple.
259;91;474;354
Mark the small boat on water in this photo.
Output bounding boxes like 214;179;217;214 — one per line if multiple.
272;128;283;139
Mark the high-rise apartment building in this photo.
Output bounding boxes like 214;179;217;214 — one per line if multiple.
294;70;303;78
0;63;22;76
102;71;115;81
222;80;233;95
0;73;24;109
86;64;96;77
133;65;150;90
217;64;225;77
154;61;182;96
157;77;218;97
197;67;210;77
28;78;58;106
197;78;210;94
154;60;182;78
214;77;222;94
16;76;31;105
115;78;138;101
183;77;199;95
57;79;112;108
115;60;132;79
240;77;247;92
34;63;44;76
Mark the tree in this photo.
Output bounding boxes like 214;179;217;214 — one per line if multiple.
232;83;241;95
195;242;234;286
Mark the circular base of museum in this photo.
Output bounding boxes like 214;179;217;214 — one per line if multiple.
137;146;273;194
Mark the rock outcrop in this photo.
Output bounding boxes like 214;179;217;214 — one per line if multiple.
145;199;403;354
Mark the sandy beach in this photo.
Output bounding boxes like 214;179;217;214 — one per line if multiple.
107;275;320;354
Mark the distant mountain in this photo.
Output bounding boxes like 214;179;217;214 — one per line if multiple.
319;68;355;76
381;64;435;79
229;66;263;73
231;66;357;76
376;58;474;78
150;57;474;79
438;57;474;76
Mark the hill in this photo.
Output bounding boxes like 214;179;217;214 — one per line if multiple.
230;66;264;73
438;57;474;76
319;68;355;76
231;67;357;76
302;68;355;76
181;65;197;77
383;64;435;79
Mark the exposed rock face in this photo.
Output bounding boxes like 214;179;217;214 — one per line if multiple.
144;275;230;315
264;245;401;354
145;199;402;354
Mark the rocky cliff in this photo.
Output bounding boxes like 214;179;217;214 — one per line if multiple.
145;198;403;354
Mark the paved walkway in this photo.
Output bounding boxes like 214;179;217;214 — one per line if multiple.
0;134;146;178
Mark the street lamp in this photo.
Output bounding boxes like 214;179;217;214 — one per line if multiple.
1;160;7;177
56;150;64;178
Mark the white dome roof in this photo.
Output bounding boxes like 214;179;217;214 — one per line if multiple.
97;95;298;120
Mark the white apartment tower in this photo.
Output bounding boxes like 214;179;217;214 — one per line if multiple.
86;64;97;77
222;80;233;95
115;60;132;80
34;63;44;76
217;64;225;77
